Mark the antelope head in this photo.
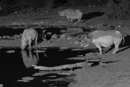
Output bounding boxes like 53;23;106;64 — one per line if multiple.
80;35;92;48
58;10;64;16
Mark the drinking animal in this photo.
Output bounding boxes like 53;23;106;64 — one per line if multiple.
21;28;38;49
83;30;125;54
58;9;82;22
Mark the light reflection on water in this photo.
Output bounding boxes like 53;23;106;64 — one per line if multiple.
1;48;86;87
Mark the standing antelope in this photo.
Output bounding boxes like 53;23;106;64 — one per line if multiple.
21;28;38;49
58;8;83;23
83;30;125;54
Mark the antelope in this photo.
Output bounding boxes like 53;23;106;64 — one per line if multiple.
83;30;125;54
21;28;38;49
58;8;83;23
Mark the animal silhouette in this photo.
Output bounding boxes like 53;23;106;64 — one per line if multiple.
58;8;82;22
21;28;38;49
84;30;125;54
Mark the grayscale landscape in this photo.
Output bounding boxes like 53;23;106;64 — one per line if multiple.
1;0;130;87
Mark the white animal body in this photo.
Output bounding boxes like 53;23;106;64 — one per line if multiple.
58;9;82;22
84;30;125;54
21;28;38;49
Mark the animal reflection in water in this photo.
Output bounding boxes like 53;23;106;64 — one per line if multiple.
21;49;48;68
84;30;125;54
21;28;38;49
21;49;39;68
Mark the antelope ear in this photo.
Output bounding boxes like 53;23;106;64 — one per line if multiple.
58;10;62;14
58;10;60;13
86;34;91;39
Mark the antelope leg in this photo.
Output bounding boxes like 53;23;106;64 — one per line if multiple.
112;38;121;54
112;44;119;54
94;43;102;54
